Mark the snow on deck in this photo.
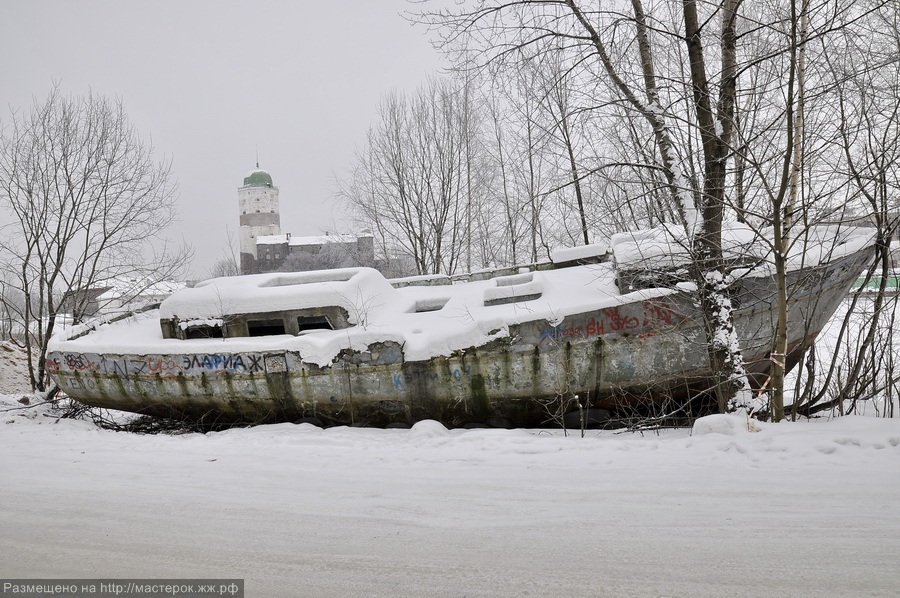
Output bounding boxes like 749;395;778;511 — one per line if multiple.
51;262;660;365
49;225;875;365
549;241;609;263
611;222;875;272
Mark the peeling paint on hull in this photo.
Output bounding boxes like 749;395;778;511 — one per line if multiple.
47;247;872;427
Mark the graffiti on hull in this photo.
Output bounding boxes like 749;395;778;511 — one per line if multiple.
46;351;269;377
538;299;686;344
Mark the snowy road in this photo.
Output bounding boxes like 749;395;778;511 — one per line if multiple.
1;410;898;597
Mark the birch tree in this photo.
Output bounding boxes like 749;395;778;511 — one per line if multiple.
785;2;900;418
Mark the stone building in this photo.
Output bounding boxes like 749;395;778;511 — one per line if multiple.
255;233;375;272
237;165;373;274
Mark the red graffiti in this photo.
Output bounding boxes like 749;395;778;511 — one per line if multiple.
146;358;179;373
642;301;680;327
567;300;681;340
605;307;640;332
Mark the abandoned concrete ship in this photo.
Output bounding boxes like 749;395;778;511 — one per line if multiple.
47;224;875;427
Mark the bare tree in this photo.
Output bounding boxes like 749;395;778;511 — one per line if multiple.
783;3;900;418
709;0;899;420
410;0;900;421
209;258;241;279
208;227;241;279
277;241;375;273
0;87;191;393
532;50;593;246
483;88;531;266
481;60;558;264
340;77;478;275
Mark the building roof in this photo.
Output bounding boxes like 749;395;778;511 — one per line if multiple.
243;168;273;187
97;277;187;302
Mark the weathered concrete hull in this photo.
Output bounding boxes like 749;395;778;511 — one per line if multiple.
47;247;871;427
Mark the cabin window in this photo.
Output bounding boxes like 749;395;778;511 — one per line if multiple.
185;325;223;339
297;315;333;332
247;319;287;336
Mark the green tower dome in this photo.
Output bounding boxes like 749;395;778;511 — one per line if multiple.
243;167;273;187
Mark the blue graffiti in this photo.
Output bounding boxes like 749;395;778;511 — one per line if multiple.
182;354;255;372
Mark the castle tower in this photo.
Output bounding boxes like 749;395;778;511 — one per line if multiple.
238;165;281;274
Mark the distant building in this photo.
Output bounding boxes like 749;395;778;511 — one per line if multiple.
238;165;281;275
62;278;185;320
237;165;373;274
256;233;375;272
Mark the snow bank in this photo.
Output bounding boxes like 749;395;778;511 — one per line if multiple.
691;413;766;435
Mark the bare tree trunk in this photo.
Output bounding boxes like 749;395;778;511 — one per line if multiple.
682;0;750;411
560;108;590;245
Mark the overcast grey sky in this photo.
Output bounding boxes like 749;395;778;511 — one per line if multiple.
0;1;442;277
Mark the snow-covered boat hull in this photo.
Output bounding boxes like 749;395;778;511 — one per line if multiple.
47;226;874;427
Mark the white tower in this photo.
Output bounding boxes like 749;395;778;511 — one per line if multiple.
238;164;281;274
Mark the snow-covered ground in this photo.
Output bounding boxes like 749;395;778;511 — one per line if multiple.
1;397;898;597
3;289;899;597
